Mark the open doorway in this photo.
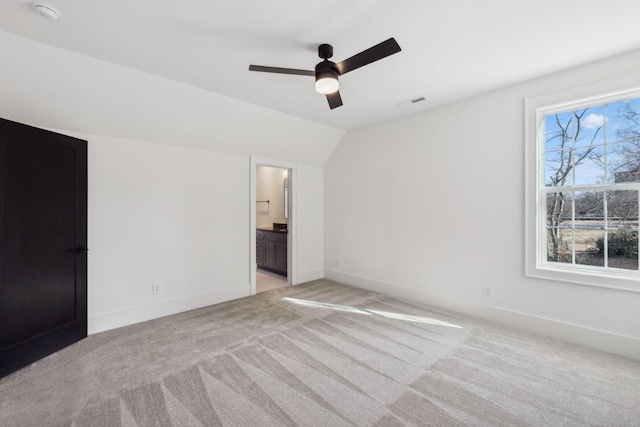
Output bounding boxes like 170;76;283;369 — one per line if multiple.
252;163;292;294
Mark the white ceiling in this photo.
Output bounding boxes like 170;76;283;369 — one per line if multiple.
3;0;640;131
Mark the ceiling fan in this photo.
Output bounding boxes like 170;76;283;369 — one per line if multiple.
249;38;401;110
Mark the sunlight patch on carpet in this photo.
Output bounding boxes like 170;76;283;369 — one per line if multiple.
283;297;462;328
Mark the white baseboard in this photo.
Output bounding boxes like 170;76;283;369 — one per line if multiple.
88;283;250;334
295;268;324;285
324;269;640;360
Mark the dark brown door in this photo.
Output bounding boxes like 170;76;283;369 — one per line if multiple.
0;118;87;378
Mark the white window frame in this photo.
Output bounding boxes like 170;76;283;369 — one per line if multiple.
525;72;640;293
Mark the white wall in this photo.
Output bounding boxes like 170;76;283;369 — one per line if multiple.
0;31;330;334
84;134;249;333
324;49;640;359
68;131;326;334
296;164;324;283
256;165;287;228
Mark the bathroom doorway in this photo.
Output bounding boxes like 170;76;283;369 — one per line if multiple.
250;158;294;294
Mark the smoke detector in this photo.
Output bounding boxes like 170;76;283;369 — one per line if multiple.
34;4;60;21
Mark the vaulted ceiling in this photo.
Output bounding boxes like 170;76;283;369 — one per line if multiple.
3;0;640;132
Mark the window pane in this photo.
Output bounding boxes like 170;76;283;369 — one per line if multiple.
546;192;571;226
544;151;571;186
605;229;639;270
576;105;605;147
607;190;639;227
547;228;572;263
574;147;604;185
609;141;640;183
575;228;604;267
545;111;573;151
610;99;640;144
575;191;604;220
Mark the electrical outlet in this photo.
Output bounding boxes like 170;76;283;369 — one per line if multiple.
482;285;493;298
152;282;162;295
334;258;339;267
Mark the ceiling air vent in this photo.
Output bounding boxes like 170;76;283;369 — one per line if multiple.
396;96;428;108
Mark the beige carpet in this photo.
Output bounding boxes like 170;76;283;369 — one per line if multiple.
1;279;639;426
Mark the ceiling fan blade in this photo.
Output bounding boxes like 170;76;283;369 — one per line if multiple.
335;38;401;75
326;91;343;109
249;65;314;76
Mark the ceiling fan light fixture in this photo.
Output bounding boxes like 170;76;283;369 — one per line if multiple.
315;61;339;95
315;75;339;94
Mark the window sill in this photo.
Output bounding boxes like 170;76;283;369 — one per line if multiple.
526;263;640;293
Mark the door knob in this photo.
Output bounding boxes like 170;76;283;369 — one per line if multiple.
74;247;89;254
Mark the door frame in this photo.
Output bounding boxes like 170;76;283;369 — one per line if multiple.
250;157;296;295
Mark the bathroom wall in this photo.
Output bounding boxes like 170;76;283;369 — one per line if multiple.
256;165;288;228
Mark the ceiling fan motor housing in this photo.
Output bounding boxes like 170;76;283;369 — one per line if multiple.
315;60;338;82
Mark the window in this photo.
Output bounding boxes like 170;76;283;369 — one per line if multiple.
526;79;640;292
